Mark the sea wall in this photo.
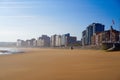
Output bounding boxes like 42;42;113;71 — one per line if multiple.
102;43;120;50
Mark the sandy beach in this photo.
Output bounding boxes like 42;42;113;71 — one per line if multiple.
0;48;120;80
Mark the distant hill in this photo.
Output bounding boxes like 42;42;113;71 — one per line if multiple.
0;42;16;47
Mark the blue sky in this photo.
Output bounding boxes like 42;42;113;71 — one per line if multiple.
0;0;120;42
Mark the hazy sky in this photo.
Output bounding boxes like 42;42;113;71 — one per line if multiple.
0;0;120;42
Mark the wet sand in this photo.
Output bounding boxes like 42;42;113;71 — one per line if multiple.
0;48;120;80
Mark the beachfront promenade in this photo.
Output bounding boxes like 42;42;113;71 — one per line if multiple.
0;48;120;80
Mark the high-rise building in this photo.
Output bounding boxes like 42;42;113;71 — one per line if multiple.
55;35;61;47
87;23;105;45
37;35;50;47
61;33;77;46
82;23;105;46
37;38;44;47
61;33;70;47
33;39;37;47
91;26;119;46
66;36;77;46
50;34;61;47
50;34;57;47
82;30;87;46
25;38;36;47
51;33;76;47
17;39;25;47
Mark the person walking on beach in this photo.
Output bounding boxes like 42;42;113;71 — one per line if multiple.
71;46;73;50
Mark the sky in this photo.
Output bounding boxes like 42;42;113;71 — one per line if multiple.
0;0;120;42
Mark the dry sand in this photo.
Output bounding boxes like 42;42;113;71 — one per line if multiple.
0;48;120;80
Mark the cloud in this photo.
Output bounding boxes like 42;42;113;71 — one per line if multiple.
0;2;32;8
0;1;56;9
0;15;36;18
0;1;45;9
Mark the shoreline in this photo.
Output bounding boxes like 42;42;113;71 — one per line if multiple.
0;47;24;55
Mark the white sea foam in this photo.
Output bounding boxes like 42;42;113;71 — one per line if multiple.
0;47;24;55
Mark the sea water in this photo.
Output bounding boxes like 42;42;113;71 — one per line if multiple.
0;47;24;55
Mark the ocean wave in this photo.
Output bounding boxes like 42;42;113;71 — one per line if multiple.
0;48;24;55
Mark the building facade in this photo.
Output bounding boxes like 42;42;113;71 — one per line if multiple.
50;34;57;47
37;35;50;47
91;26;119;46
55;35;61;47
17;39;25;47
61;33;70;47
50;33;77;47
82;23;105;46
66;36;77;46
